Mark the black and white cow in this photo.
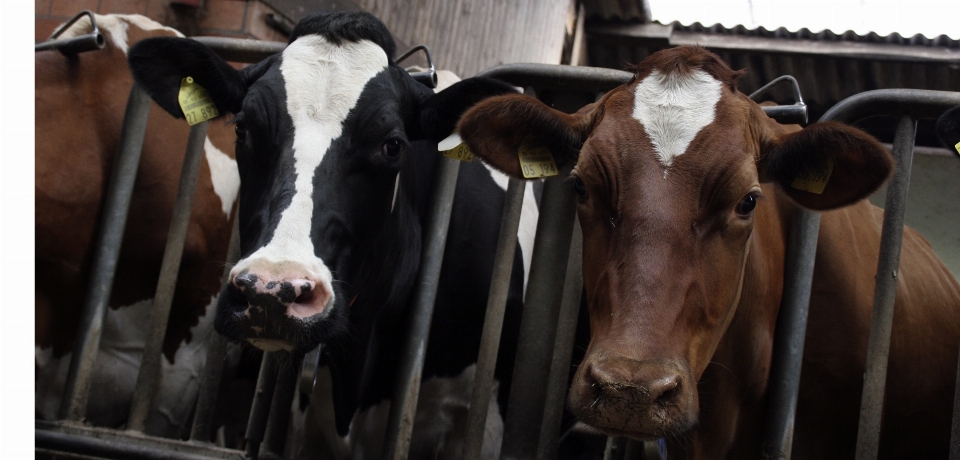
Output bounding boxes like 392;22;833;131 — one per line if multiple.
128;11;539;457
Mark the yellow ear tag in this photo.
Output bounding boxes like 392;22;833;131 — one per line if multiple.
518;137;558;179
790;158;834;194
178;76;219;126
438;133;474;162
954;141;959;157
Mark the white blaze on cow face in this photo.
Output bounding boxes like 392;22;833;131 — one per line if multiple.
229;36;388;319
631;69;723;168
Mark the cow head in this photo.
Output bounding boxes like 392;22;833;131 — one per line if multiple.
459;46;892;439
128;12;514;355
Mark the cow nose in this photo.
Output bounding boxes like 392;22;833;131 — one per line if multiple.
587;358;684;407
231;271;332;319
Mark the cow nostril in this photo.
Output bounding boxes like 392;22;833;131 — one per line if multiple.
234;272;258;290
295;289;314;304
652;376;681;405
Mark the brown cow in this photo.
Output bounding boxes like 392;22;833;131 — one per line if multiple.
458;46;960;458
35;14;239;437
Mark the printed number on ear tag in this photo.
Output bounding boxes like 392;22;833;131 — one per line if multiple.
438;133;474;162
790;159;834;194
518;139;558;179
178;76;219;126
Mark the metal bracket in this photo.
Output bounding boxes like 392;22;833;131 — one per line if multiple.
35;10;105;55
749;75;808;125
397;44;438;89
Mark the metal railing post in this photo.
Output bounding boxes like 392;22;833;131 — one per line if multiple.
462;177;525;460
59;83;152;421
382;156;462;460
760;209;821;459
246;352;280;460
499;162;578;460
190;217;241;442
854;115;917;460
537;216;583;460
127;121;210;432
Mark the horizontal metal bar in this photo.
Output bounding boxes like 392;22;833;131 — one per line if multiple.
35;33;105;54
191;37;285;63
820;89;960;123
36;422;243;460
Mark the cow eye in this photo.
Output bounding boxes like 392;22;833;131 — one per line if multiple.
235;122;247;140
573;177;587;199
736;193;758;217
381;139;403;158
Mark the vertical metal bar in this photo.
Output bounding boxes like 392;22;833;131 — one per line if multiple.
59;84;152;421
462;177;525;460
127;121;210;432
537;217;583;460
500;162;578;460
760;209;822;459
855;115;917;460
951;344;960;460
246;352;280;460
190;217;241;442
382;156;462;460
603;437;627;460
262;355;301;457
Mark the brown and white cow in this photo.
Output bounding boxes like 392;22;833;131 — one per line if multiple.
35;14;240;437
458;46;960;458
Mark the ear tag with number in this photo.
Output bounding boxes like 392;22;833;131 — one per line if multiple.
438;133;474;162
178;76;219;126
790;158;834;194
518;137;558;179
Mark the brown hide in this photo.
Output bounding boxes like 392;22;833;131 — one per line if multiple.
35;16;237;362
458;46;960;459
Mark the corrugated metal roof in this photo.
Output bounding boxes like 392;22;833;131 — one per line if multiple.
670;21;959;50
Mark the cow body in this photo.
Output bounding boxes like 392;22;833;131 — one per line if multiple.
459;46;960;459
35;14;239;437
127;12;535;457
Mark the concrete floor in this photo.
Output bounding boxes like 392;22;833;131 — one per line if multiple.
869;150;960;281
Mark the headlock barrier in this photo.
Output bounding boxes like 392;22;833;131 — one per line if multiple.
34;34;960;460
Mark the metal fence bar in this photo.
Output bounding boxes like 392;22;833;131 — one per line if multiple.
190;218;242;442
537;217;583;460
127;121;210;432
262;356;301;457
246;352;280;460
760;209;821;459
462;177;525;460
500;162;578;460
59;83;153;421
382;156;462;460
36;430;243;460
854;115;917;460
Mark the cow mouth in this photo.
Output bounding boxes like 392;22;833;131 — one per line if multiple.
572;402;695;441
214;283;346;353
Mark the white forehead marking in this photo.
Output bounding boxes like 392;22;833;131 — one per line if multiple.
632;69;723;167
230;35;387;286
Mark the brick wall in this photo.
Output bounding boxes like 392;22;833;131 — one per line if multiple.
35;0;289;43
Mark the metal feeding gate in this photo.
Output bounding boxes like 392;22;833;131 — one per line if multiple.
34;32;960;460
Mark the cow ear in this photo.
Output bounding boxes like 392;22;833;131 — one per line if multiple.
458;94;593;179
415;77;519;142
128;37;248;118
760;121;893;210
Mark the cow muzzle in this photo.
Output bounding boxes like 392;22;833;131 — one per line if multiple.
214;260;336;351
569;354;698;439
